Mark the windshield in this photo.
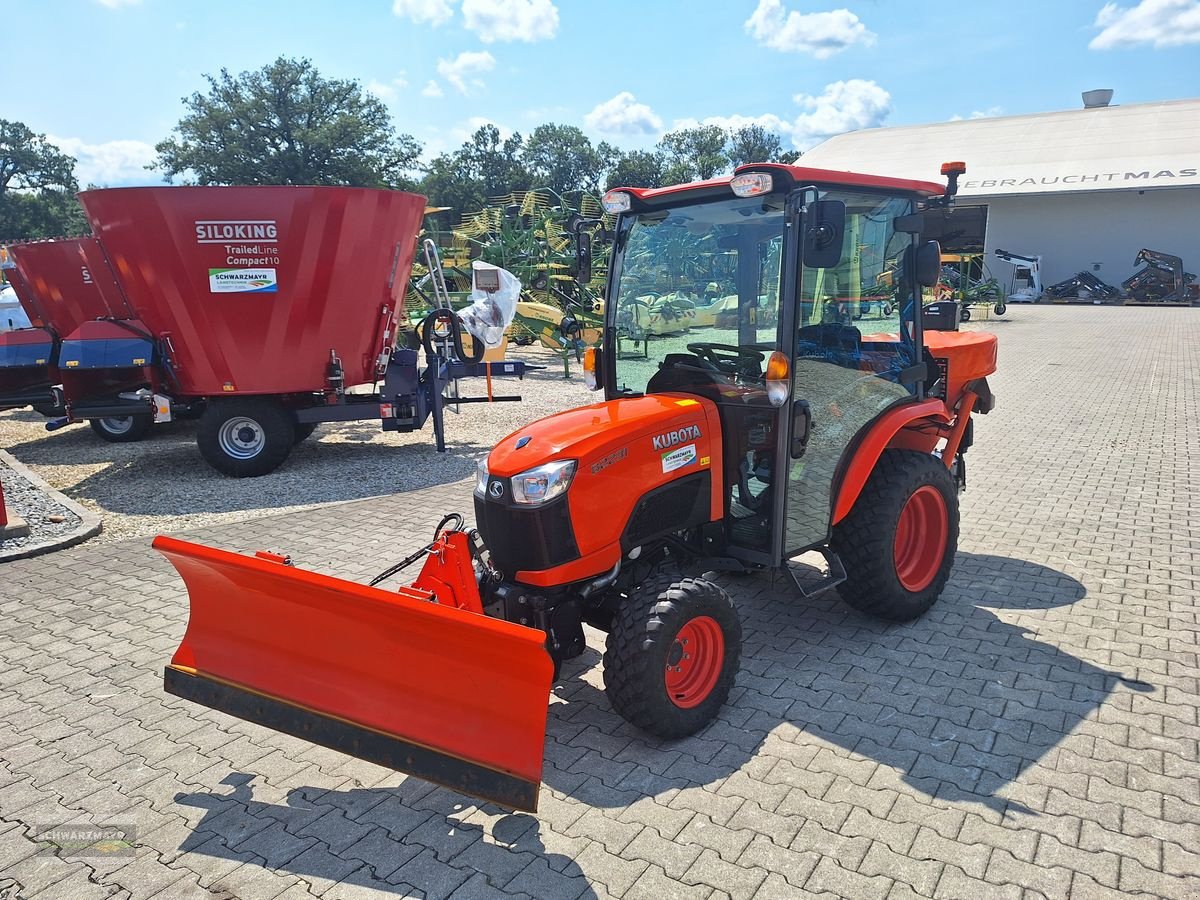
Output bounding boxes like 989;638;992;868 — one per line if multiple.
610;194;785;395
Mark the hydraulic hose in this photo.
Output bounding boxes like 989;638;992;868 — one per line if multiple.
418;308;485;364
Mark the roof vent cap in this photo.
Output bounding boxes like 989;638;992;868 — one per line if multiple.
1082;89;1113;109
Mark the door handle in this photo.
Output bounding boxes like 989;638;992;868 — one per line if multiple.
791;399;812;459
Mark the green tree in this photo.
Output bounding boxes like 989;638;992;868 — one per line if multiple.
153;57;422;188
520;124;603;197
0;120;86;241
461;125;530;198
419;124;530;223
606;149;667;190
726;124;786;168
658;125;728;182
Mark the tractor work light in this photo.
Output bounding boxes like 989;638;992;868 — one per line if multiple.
583;347;600;391
765;350;790;407
511;460;577;505
601;191;632;215
730;172;774;198
473;458;490;497
940;161;967;176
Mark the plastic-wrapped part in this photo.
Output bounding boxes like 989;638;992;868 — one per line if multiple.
458;262;520;348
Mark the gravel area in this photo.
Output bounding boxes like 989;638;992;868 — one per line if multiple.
0;345;593;544
0;453;83;552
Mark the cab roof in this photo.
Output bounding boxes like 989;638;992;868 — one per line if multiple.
617;162;946;203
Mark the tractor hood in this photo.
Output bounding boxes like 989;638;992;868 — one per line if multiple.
480;393;724;584
488;394;718;478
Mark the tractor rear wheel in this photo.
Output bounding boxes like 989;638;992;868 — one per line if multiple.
89;416;153;443
832;450;959;621
197;398;295;477
603;576;741;739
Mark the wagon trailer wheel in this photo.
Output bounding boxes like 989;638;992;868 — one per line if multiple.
89;415;153;443
602;575;742;738
832;450;959;621
197;398;295;477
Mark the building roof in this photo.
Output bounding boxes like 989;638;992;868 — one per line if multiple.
799;98;1200;200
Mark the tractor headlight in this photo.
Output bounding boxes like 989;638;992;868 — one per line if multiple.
510;460;577;505
473;458;489;497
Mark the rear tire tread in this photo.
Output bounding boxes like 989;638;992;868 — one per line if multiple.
832;450;959;621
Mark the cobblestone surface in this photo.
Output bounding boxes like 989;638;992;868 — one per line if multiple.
1;306;1198;898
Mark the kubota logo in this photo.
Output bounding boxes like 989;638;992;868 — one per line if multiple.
652;424;701;451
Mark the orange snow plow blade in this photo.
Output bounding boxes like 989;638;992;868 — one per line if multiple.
154;535;554;811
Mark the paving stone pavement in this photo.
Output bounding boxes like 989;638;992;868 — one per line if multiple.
1;306;1198;899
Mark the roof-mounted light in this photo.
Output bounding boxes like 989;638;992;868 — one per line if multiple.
601;190;632;215
730;172;774;198
940;161;967;177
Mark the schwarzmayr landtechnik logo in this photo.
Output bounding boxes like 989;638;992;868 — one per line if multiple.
208;267;278;294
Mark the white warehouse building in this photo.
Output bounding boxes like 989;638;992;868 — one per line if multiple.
799;95;1199;291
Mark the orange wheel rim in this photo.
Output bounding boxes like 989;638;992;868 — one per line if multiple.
665;615;725;709
893;485;948;592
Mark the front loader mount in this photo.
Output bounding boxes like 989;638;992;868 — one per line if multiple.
156;533;554;811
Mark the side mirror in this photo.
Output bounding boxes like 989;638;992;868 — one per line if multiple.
915;240;942;287
803;200;845;269
576;228;593;284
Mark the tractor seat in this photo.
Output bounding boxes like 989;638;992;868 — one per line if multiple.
646;353;723;394
797;324;862;368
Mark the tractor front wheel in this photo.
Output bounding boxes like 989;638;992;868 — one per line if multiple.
197;398;295;477
832;450;959;621
603;576;741;739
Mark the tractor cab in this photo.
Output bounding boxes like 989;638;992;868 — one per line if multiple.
589;164;962;567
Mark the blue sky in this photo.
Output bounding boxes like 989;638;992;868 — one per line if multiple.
4;0;1198;186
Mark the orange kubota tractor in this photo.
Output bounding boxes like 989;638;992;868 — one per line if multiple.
157;162;997;812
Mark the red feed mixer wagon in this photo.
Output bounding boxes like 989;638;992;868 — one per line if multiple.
32;185;523;474
0;237;132;425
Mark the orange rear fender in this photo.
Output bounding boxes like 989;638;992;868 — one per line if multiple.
831;399;950;524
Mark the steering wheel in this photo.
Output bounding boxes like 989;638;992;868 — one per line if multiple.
686;342;765;378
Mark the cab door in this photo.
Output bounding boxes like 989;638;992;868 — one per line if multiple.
773;191;922;557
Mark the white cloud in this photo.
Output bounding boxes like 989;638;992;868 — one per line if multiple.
584;92;663;136
1090;0;1200;48
49;136;158;187
392;0;454;26
461;0;559;42
668;112;793;137
667;80;890;153
789;79;891;148
436;50;496;95
94;0;141;7
744;1;874;58
950;105;1004;121
366;74;409;102
422;80;444;98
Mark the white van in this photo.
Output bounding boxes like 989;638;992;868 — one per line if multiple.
0;283;32;332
